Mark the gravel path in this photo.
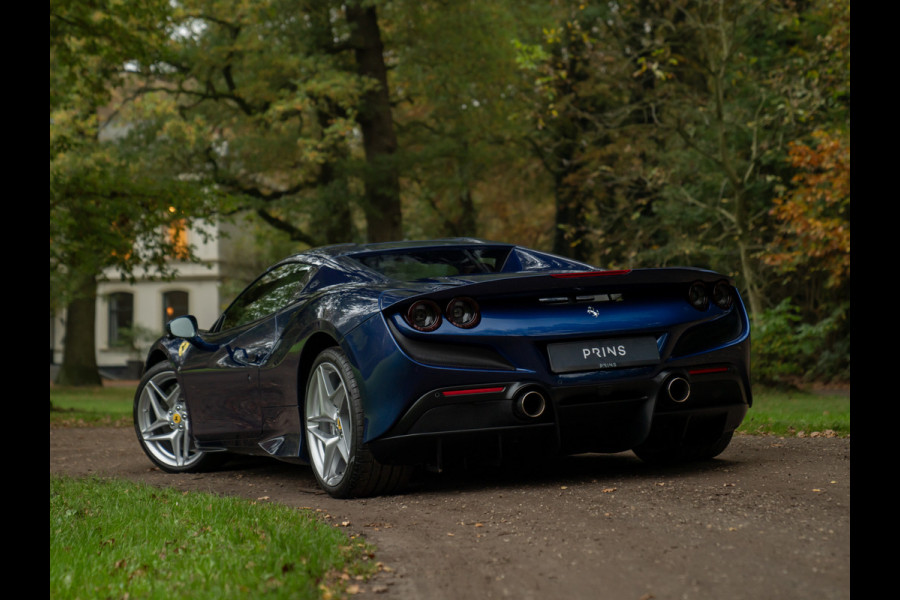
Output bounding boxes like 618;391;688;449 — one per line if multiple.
50;427;850;600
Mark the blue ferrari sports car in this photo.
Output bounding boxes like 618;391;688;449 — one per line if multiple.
134;239;751;498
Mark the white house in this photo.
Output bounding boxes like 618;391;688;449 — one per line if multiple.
50;219;238;379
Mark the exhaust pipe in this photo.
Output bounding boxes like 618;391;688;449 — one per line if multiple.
514;390;547;419
666;376;691;403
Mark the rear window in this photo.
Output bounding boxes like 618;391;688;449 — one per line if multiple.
352;247;512;281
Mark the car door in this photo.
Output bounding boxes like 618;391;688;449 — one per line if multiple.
179;262;316;444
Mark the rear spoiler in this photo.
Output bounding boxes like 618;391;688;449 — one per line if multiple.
378;267;732;311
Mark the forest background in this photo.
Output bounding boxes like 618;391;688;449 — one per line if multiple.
50;0;850;387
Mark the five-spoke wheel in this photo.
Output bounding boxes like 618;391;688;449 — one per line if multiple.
305;355;355;489
304;348;411;498
134;362;215;472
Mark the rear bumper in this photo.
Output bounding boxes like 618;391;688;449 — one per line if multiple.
368;364;750;465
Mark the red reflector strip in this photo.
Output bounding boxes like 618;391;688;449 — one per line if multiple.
551;270;632;279
688;367;730;375
441;387;506;397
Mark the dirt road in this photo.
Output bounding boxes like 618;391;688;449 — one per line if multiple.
50;427;850;600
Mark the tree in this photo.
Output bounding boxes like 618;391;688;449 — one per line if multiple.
383;0;543;240
51;0;219;385
345;1;403;241
651;0;848;318
50;0;850;385
760;0;850;309
644;0;849;382
766;130;849;293
119;0;403;246
641;1;783;316
512;3;677;265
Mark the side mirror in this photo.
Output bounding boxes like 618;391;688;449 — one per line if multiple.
166;315;199;339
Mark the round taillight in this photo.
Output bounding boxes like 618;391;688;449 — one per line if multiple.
712;281;733;310
446;297;480;328
407;300;442;331
688;282;709;311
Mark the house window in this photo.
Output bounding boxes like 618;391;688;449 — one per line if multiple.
108;292;134;347
168;217;190;260
163;291;189;327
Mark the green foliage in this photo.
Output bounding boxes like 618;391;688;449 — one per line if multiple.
506;0;849;382
511;2;665;264
50;0;221;307
139;0;405;245
49;0;850;383
114;323;161;357
389;0;541;240
51;0;227;385
751;298;850;386
647;0;849;319
50;476;376;599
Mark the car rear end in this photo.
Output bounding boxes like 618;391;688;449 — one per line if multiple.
343;265;750;467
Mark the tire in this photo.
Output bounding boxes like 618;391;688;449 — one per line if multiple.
633;429;734;465
133;362;223;473
304;348;410;498
693;429;734;460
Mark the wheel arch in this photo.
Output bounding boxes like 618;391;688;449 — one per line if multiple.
143;347;171;376
297;331;342;408
298;335;413;497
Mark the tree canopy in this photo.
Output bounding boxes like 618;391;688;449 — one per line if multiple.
50;0;849;385
51;0;220;384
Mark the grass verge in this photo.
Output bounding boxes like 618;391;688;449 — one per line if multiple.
50;385;134;427
737;386;849;437
50;476;376;600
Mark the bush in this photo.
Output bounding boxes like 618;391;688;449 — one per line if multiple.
751;298;849;386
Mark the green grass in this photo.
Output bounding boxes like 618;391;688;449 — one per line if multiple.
50;385;134;427
50;383;850;437
737;387;850;437
50;476;376;600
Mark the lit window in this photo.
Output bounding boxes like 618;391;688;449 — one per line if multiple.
163;291;189;328
168;217;190;260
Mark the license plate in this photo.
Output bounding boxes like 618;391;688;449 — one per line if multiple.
547;337;659;373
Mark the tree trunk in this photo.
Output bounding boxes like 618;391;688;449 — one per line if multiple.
346;2;402;242
55;273;102;386
737;238;763;318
